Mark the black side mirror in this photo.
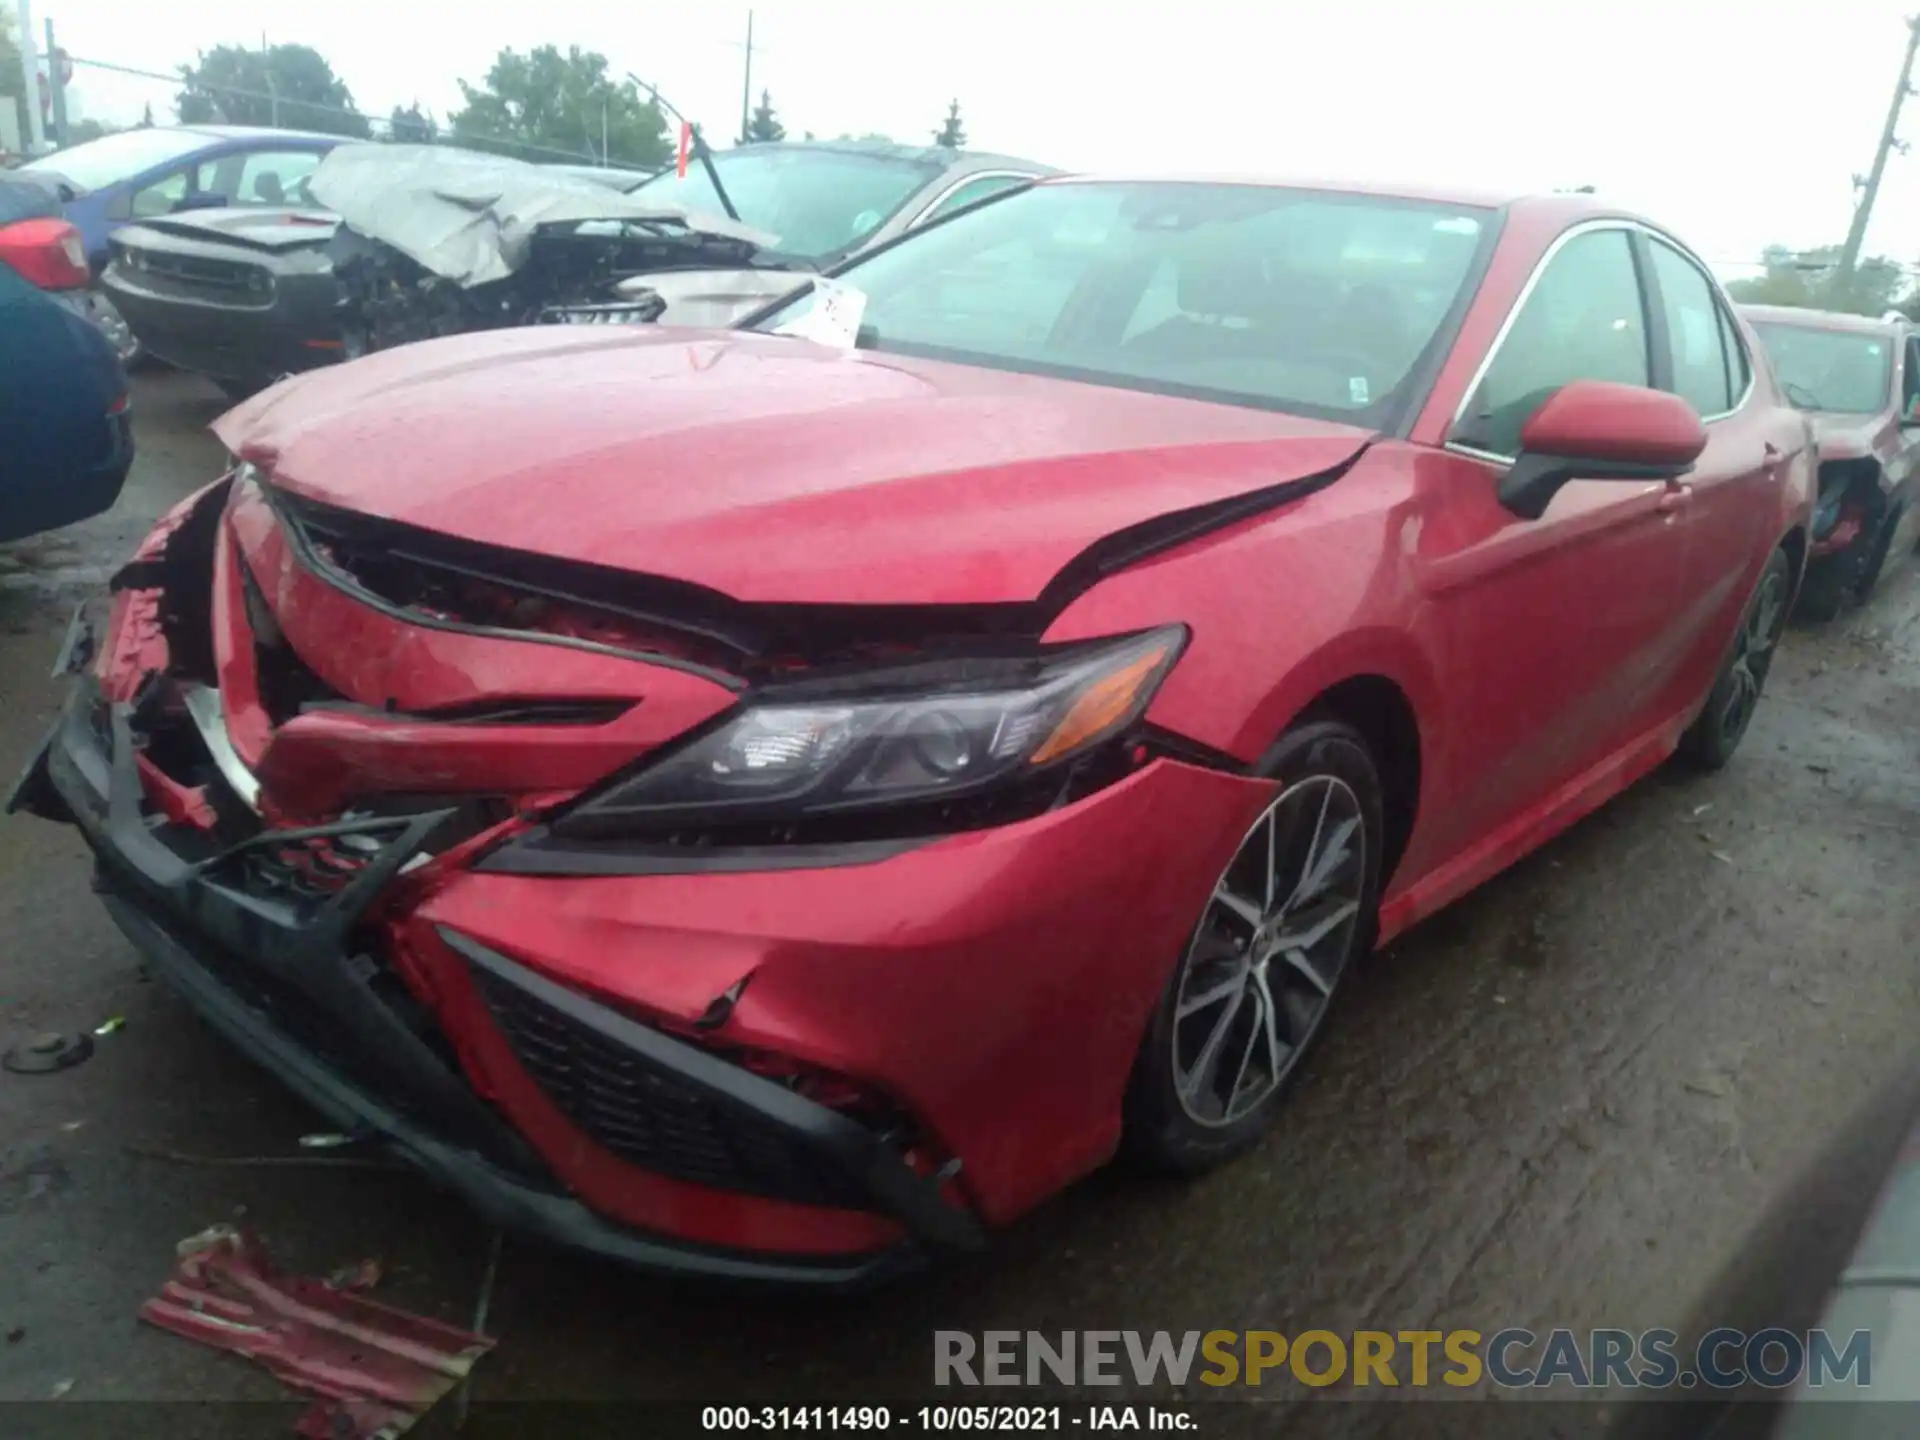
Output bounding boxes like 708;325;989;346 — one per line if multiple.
1494;380;1709;521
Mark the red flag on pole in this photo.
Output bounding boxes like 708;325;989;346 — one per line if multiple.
676;123;692;179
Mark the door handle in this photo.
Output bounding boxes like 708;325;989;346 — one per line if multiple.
1657;482;1693;513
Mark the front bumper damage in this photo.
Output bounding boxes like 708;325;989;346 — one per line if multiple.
12;671;975;1286
13;466;1281;1285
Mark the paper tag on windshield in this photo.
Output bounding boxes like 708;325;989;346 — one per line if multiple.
771;277;868;348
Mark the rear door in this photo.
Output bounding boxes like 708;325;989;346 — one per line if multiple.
202;147;330;208
1413;223;1690;865
1637;233;1798;711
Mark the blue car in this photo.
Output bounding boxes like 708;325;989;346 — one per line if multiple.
17;125;349;361
0;258;134;544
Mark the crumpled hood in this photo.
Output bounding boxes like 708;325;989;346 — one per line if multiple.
308;144;775;288
617;268;812;329
1807;412;1883;463
214;326;1372;606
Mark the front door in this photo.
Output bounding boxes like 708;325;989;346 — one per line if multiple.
1410;224;1691;872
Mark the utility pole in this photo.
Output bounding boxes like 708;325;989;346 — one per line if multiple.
260;32;279;126
43;17;65;147
739;9;753;144
1837;14;1920;292
16;0;45;153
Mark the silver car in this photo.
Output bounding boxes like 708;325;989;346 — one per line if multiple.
619;139;1059;326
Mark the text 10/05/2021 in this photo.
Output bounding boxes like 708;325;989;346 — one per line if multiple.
703;1406;1194;1431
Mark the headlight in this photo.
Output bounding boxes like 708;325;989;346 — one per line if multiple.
551;626;1186;837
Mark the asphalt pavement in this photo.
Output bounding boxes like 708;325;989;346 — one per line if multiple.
1;369;1917;1434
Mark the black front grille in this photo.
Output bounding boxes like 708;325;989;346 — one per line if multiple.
127;247;271;296
472;968;874;1210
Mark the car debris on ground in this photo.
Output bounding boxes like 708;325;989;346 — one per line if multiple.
140;1224;495;1440
2;1031;94;1074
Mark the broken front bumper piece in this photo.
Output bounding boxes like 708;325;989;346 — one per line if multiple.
10;676;981;1287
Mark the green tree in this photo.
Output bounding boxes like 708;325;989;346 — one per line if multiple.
176;44;372;138
451;46;669;168
743;88;784;144
1725;244;1909;317
933;98;965;149
387;103;436;144
62;118;113;147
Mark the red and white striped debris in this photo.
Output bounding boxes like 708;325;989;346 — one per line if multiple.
139;1225;495;1440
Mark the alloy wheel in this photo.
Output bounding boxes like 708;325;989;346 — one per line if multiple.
1718;566;1787;743
1171;775;1367;1128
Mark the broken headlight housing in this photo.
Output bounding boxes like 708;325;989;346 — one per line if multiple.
550;627;1186;837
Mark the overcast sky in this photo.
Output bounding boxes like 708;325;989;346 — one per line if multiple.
38;0;1920;280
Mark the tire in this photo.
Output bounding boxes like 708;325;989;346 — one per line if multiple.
1123;718;1384;1174
1795;518;1881;623
1794;560;1851;623
1678;547;1792;772
1854;506;1902;606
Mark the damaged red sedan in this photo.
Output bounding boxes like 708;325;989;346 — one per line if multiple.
12;179;1813;1286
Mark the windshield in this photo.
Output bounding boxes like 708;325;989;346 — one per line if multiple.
751;181;1493;422
22;128;212;191
628;147;944;260
1749;322;1893;414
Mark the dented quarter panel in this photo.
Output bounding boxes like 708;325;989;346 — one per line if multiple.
213;325;1373;606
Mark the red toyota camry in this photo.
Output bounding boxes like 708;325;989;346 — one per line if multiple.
13;177;1812;1286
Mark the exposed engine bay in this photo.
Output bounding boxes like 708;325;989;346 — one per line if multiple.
308;144;797;355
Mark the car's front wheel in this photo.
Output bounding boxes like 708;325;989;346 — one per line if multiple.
1678;546;1792;771
1123;718;1384;1174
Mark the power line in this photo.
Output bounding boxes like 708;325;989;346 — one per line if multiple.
65;53;659;168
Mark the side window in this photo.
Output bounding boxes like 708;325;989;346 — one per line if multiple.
129;166;197;219
917;174;1032;227
228;150;324;206
1648;240;1733;417
1453;228;1648;458
1903;337;1920;418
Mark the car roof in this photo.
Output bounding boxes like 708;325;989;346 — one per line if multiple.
174;124;348;146
1737;303;1906;335
736;139;1059;175
1033;175;1711;227
1048;172;1520;210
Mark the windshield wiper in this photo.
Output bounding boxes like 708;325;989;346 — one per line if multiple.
624;74;741;224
